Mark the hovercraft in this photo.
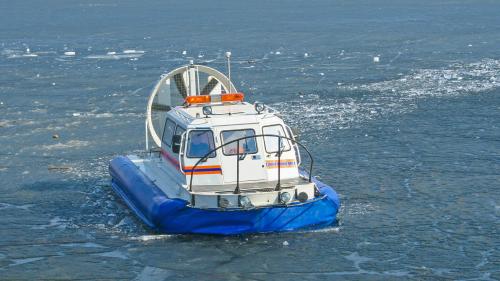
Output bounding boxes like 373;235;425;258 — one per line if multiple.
109;54;340;235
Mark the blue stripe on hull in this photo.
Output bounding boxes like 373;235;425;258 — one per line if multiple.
109;156;340;235
182;168;222;173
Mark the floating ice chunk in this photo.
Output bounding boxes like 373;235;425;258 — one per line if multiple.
134;266;173;281
345;252;372;270
319;72;325;76
282;241;289;246
182;50;187;55
275;51;281;55
87;51;143;59
304;53;309;58
0;203;33;210
95;250;128;260
9;257;44;267
64;51;76;56
32;217;67;230
130;235;173;241
52;82;56;86
62;242;106;248
22;52;38;57
123;49;145;54
373;56;380;63
38;140;90;150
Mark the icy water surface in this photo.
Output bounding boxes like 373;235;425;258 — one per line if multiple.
1;0;499;280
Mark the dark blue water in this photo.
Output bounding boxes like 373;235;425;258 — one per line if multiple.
1;0;499;279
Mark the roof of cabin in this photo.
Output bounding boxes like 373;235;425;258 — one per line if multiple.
167;102;283;128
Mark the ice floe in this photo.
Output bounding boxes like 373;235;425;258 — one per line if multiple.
94;250;128;260
9;257;44;267
61;242;106;248
32;217;68;230
37;140;90;150
0;202;34;210
272;59;500;141
129;235;174;242
134;266;173;281
86;50;145;60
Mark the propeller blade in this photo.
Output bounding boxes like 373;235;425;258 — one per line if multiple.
173;73;187;98
200;78;219;95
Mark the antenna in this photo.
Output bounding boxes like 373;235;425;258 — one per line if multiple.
225;51;232;93
188;60;194;96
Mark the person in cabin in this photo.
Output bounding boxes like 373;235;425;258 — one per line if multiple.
227;143;245;155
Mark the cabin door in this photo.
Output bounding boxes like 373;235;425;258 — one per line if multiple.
216;126;267;184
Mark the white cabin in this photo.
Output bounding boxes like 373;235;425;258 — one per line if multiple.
134;64;316;209
161;97;299;187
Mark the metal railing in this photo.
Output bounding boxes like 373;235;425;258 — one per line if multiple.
188;134;314;193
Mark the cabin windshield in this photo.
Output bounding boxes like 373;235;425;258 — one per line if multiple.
262;125;291;153
186;130;216;158
221;129;257;155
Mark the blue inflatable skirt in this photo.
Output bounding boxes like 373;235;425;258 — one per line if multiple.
109;156;340;235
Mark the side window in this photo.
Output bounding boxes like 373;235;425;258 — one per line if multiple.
221;129;257;155
187;130;216;158
285;126;295;140
162;119;176;147
172;126;186;155
262;125;291;153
